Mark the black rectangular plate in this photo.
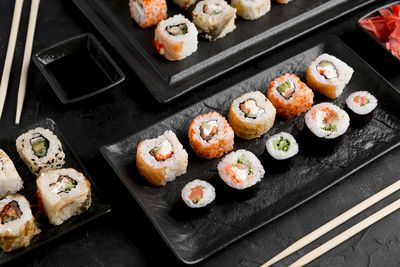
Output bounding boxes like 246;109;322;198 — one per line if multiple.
72;0;375;103
0;119;111;265
101;37;400;264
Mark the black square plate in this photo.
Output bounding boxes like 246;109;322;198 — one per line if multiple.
101;37;400;264
72;0;375;103
0;119;111;265
33;34;125;104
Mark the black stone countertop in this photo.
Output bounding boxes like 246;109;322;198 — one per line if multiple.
1;0;400;266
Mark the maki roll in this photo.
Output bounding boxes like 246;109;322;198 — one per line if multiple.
173;0;196;9
181;179;216;208
154;15;198;61
136;130;188;186
346;91;378;116
218;149;265;189
129;0;167;28
0;194;40;252
231;0;270;20
0;149;23;198
266;132;299;160
228;91;276;140
188;112;234;159
36;168;92;225
306;54;354;99
266;73;314;119
16;127;65;176
192;0;237;41
305;103;350;139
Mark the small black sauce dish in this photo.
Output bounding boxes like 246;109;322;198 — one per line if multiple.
33;33;125;104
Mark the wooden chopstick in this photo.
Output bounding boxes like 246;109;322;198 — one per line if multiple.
0;0;24;120
15;0;41;125
261;179;400;267
289;198;400;266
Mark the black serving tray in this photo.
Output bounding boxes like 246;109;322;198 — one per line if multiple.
0;119;111;265
72;0;376;103
101;37;400;264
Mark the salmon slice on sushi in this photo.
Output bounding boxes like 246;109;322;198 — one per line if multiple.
129;0;167;28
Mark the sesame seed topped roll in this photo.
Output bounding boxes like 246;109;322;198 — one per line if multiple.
129;0;167;28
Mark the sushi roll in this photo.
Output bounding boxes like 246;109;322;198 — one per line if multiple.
231;0;270;20
266;132;299;160
173;0;196;9
36;168;92;226
16;127;65;176
181;179;216;208
306;54;354;99
218;149;265;189
228;91;276;140
136;130;188;186
346;91;378;116
192;0;237;41
0;194;40;252
129;0;167;28
305;102;350;139
266;73;314;119
153;15;198;61
188;112;234;159
275;0;292;4
0;149;23;198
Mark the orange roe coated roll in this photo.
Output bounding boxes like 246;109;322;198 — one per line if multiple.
129;0;167;28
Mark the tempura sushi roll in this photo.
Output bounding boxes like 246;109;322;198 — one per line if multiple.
346;91;378;115
154;15;198;61
266;73;314;119
181;179;216;208
306;54;354;99
36;168;92;226
218;149;265;189
228;91;276;140
129;0;167;28
266;132;299;160
16;127;65;176
305;103;350;139
192;0;237;41
173;0;196;9
0;194;40;252
231;0;270;20
0;149;23;198
136;130;188;186
188;112;234;159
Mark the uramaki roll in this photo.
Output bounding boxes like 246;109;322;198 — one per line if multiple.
129;0;167;28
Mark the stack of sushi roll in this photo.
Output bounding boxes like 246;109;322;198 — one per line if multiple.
16;127;65;176
36;168;92;225
0;194;40;252
266;132;299;160
266;73;314;119
192;0;237;41
136;130;188;186
129;0;167;28
188;112;234;159
0;149;23;198
181;179;216;208
306;54;354;99
228;91;276;140
154;15;198;61
231;0;270;20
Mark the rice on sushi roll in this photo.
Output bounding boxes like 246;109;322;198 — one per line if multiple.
188;112;234;159
0;194;40;252
136;130;188;186
218;149;265;189
231;0;270;20
181;179;216;208
306;54;354;99
192;0;237;41
129;0;167;28
154;15;198;61
16;127;65;176
36;168;92;225
266;132;299;160
346;91;378;115
305;102;350;139
266;73;314;119
0;149;23;198
228;91;276;140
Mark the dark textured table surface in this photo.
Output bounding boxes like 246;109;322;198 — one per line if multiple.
1;0;400;266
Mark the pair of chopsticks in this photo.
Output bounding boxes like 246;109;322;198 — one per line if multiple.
0;0;41;125
262;179;400;267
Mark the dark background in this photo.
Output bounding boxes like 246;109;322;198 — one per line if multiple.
1;0;400;266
